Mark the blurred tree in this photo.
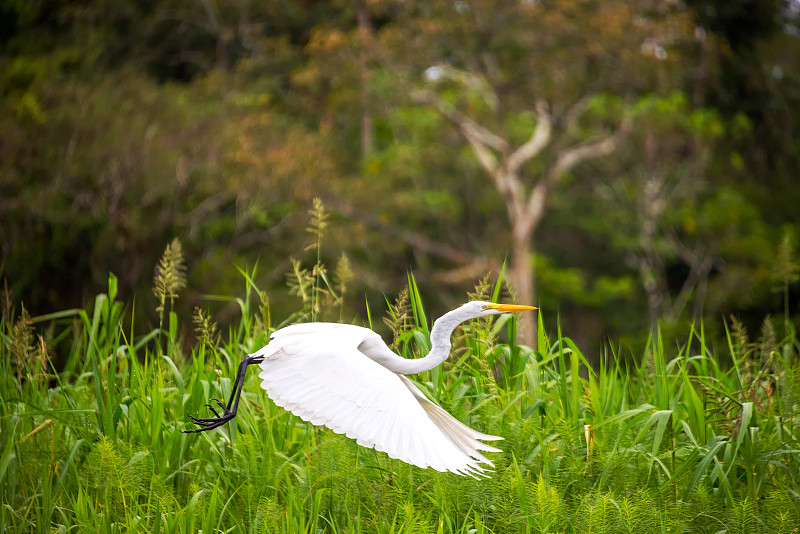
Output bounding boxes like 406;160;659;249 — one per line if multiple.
2;0;797;355
0;71;218;313
0;0;349;325
685;0;800;184
411;70;624;346
328;0;696;345
674;0;800;334
590;93;772;334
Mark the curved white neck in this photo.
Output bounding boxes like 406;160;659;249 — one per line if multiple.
380;306;476;375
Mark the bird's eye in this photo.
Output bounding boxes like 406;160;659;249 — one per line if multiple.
481;304;491;310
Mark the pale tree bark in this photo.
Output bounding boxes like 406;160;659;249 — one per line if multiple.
635;171;669;328
413;73;625;347
634;177;717;331
669;231;715;323
632;130;718;332
332;202;492;287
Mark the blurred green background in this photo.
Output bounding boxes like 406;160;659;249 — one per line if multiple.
2;0;799;354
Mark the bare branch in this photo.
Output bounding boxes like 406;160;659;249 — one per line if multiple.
431;260;495;284
333;203;484;267
563;94;595;130
519;181;547;237
546;135;617;185
411;90;508;152
199;0;221;32
507;100;552;174
437;65;500;113
513;131;618;233
666;228;715;319
462;128;501;176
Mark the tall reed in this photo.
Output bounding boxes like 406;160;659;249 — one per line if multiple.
1;231;798;532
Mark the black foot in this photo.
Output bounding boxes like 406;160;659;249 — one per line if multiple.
183;354;263;434
183;398;235;433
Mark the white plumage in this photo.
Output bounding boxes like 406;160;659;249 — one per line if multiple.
186;300;537;477
255;323;501;476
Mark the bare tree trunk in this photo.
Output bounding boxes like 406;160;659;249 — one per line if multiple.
510;227;535;344
632;127;717;331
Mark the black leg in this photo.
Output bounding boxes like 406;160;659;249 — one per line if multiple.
183;355;264;433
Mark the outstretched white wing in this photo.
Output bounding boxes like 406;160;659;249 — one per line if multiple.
253;323;502;477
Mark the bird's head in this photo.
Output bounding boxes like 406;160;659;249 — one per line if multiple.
464;300;538;318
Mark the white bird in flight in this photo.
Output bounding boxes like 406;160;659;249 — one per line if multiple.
185;301;537;477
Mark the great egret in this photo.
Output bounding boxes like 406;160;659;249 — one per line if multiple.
185;301;537;476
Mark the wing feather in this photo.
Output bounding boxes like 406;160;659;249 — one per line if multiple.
401;376;502;450
254;323;501;476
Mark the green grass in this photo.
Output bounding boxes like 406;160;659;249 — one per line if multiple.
2;271;799;533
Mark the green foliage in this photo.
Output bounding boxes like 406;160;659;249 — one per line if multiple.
2;0;799;357
2;2;800;527
2;262;800;533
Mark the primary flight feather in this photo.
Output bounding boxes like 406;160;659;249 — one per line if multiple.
184;301;537;477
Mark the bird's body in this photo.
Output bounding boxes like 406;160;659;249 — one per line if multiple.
256;322;502;475
185;301;536;477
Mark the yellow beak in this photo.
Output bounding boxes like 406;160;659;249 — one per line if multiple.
487;303;538;312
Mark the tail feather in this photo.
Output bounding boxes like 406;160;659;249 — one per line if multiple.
398;376;503;466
